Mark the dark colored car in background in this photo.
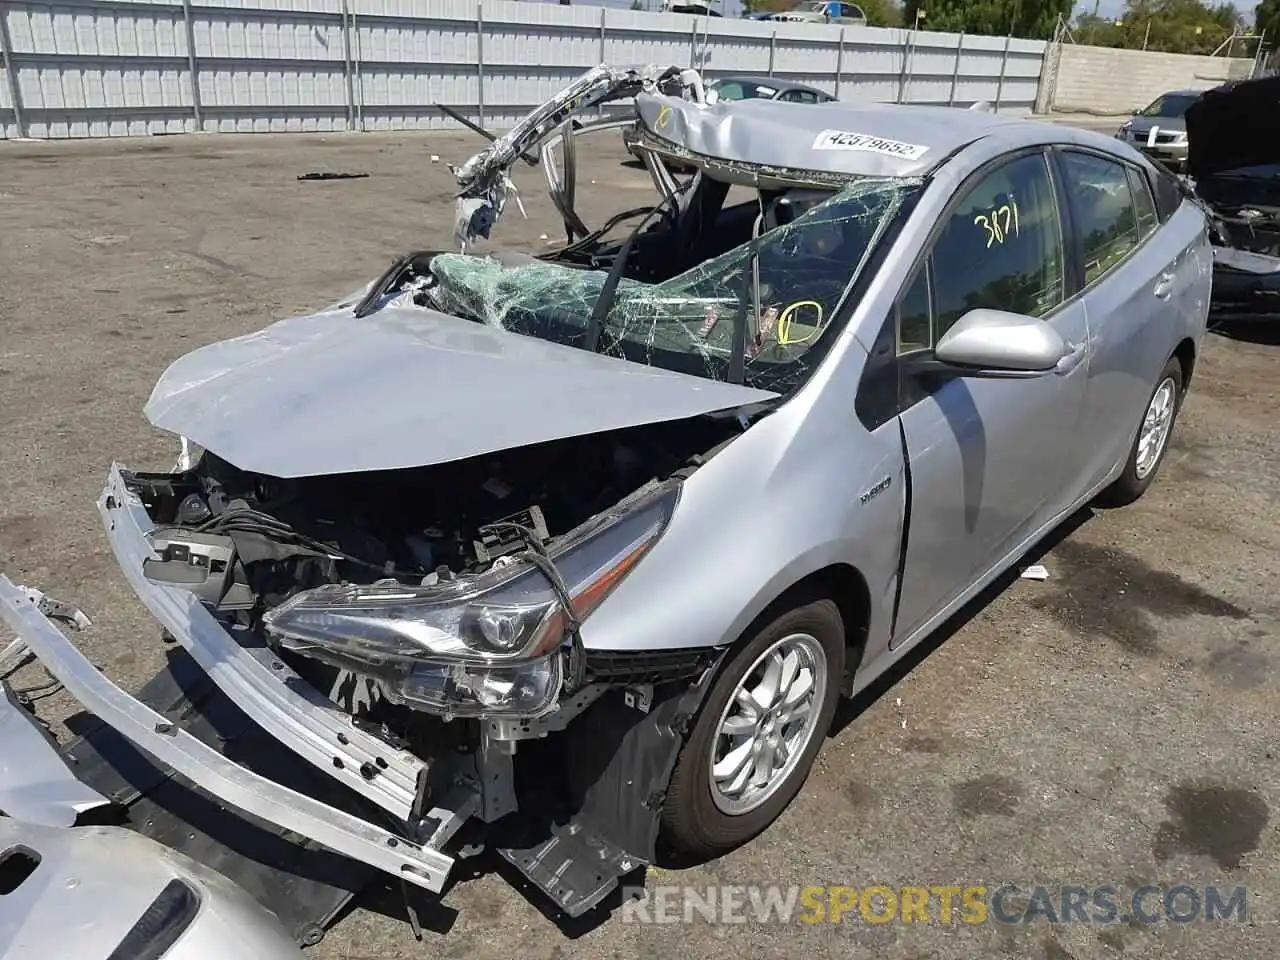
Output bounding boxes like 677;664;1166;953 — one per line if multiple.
1183;74;1280;321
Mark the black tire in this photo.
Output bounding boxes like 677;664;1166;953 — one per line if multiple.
1096;356;1185;507
660;598;845;859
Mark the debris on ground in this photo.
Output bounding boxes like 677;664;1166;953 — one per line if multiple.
1020;564;1051;581
297;171;370;181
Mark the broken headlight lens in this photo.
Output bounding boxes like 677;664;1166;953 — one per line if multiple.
261;481;680;714
390;653;563;718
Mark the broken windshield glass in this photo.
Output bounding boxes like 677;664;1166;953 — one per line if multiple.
429;177;920;394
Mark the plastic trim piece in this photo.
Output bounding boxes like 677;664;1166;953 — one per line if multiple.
97;463;425;822
0;576;455;892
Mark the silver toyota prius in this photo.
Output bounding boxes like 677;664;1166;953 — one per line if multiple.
1;66;1211;924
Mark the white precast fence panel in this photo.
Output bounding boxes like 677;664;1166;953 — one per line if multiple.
0;0;1050;140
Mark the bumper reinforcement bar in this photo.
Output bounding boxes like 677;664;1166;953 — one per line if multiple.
0;576;455;892
98;463;425;822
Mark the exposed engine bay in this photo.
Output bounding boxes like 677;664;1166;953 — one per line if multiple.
1183;73;1280;320
134;417;735;615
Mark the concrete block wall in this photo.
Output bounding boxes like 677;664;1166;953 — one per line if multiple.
1047;43;1255;114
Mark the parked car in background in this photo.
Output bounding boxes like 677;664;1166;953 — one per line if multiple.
623;75;836;159
767;0;867;24
668;2;722;15
1114;89;1202;171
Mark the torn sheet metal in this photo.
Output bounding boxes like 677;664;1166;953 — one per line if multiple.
452;64;689;250
0;818;304;959
0;681;111;826
143;305;777;478
633;94;996;179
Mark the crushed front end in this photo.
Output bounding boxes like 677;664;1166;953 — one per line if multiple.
1;413;735;918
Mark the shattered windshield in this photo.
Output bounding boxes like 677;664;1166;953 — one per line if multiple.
429;177;919;394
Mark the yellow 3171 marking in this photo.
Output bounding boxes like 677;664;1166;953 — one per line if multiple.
973;197;1021;249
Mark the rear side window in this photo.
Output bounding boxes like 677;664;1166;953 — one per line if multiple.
1127;167;1159;238
1060;152;1141;285
1150;165;1184;222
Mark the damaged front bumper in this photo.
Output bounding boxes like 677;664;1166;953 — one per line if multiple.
0;463;464;893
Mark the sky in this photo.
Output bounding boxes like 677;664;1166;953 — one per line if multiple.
1074;0;1255;20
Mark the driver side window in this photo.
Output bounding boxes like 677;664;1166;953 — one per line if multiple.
907;152;1065;350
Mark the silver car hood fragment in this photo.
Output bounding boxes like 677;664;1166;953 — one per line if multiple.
0;819;303;959
144;306;777;478
0;681;111;827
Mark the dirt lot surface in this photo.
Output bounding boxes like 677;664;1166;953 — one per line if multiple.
1;127;1277;960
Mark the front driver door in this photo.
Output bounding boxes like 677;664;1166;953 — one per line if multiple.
891;149;1090;645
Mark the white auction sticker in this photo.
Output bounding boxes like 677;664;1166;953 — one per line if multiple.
811;129;929;160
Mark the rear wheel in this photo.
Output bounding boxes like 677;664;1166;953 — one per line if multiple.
661;598;844;858
1096;356;1184;507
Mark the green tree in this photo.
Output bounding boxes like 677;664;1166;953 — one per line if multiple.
903;0;1074;38
1255;0;1280;42
1076;0;1242;53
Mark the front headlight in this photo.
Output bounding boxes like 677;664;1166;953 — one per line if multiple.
262;480;680;716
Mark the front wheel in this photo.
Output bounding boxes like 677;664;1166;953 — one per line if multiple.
660;598;844;858
1096;356;1184;507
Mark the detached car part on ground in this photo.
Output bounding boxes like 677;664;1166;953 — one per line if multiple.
1177;74;1280;321
0;671;303;958
1;64;1211;931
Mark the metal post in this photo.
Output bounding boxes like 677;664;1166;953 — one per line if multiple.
1252;29;1267;78
339;0;355;131
947;31;964;106
896;28;913;103
353;5;364;132
834;27;844;99
994;33;1011;114
476;3;485;129
768;30;776;77
0;6;24;138
1141;20;1150;52
179;0;203;130
598;8;607;118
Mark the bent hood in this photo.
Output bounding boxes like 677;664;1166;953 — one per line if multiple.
144;306;778;478
1186;75;1280;179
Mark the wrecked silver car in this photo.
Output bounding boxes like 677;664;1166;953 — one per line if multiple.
0;64;1210;931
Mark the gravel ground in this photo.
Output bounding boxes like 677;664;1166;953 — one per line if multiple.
1;126;1277;960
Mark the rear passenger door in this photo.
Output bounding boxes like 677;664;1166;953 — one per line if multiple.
1054;150;1196;492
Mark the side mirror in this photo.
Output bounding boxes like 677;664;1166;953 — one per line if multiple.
932;308;1067;378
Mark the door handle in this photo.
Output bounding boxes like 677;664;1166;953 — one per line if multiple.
1055;340;1087;375
1154;271;1175;300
